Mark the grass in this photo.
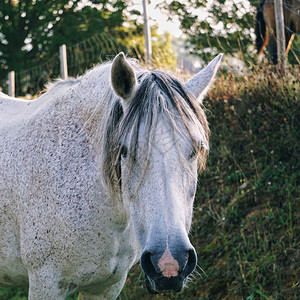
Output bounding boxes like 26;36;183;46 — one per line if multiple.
1;64;299;299
184;65;300;300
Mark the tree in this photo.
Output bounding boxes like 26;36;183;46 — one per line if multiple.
159;0;257;63
0;0;135;83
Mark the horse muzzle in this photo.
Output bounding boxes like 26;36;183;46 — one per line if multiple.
140;247;197;294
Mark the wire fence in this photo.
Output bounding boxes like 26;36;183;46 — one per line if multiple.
3;33;299;98
65;31;134;78
14;53;61;97
1;0;299;97
2;30;144;97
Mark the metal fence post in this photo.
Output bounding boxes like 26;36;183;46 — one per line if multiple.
60;44;68;80
8;71;15;97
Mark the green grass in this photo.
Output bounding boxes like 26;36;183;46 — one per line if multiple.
1;65;299;299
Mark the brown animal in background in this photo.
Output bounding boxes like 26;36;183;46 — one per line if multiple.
255;0;300;64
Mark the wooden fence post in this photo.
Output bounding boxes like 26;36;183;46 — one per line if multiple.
8;71;15;97
142;0;152;67
60;44;68;80
274;0;286;75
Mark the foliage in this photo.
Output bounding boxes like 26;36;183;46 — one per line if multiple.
1;66;299;299
187;65;300;299
159;0;300;65
0;0;136;82
159;0;258;62
152;31;177;70
0;1;177;96
0;287;27;300
5;23;177;96
113;25;177;71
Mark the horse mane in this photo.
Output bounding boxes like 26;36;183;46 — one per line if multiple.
102;65;210;193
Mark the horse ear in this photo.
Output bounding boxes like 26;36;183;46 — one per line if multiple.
111;52;137;102
185;54;223;103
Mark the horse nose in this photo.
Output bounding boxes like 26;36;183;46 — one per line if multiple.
181;247;197;276
140;247;197;293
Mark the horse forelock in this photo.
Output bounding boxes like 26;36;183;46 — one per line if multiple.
103;67;209;193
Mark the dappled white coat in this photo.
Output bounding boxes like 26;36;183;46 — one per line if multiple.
0;53;222;299
0;65;139;299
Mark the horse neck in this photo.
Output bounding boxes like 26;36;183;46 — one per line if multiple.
57;64;116;139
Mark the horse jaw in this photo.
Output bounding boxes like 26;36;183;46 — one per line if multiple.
111;52;137;103
185;53;223;103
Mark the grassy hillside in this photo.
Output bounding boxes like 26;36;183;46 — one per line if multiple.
189;67;299;299
120;66;300;300
1;66;299;300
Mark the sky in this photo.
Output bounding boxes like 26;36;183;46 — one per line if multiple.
132;0;182;37
145;0;182;37
131;0;253;38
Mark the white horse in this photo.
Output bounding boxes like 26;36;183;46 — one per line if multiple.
0;52;222;299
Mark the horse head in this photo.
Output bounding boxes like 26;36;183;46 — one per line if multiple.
109;52;222;294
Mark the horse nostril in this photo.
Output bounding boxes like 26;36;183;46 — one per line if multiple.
140;251;157;278
141;248;197;279
182;248;197;277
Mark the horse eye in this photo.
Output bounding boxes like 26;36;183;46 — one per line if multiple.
190;141;203;159
120;145;128;158
189;147;197;159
